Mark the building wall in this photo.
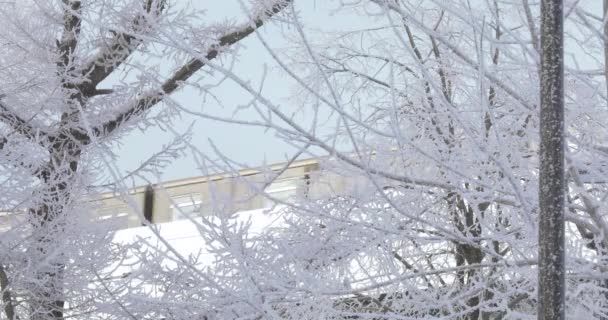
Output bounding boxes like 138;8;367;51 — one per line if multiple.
90;158;348;229
0;158;357;231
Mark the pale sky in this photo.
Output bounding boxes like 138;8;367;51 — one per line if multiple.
113;1;350;183
113;0;601;184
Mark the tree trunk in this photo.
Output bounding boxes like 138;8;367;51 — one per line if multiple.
29;147;80;320
538;0;565;319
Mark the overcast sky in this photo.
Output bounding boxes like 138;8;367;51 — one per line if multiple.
112;0;602;185
112;1;352;183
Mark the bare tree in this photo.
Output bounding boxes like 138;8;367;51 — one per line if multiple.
0;0;290;319
109;0;608;319
2;0;608;319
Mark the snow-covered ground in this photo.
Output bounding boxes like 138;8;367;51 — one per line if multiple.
111;207;283;266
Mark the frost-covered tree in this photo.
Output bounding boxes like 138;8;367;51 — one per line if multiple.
0;0;289;319
107;0;608;319
4;0;608;319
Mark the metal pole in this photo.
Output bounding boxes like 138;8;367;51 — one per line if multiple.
538;0;565;319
